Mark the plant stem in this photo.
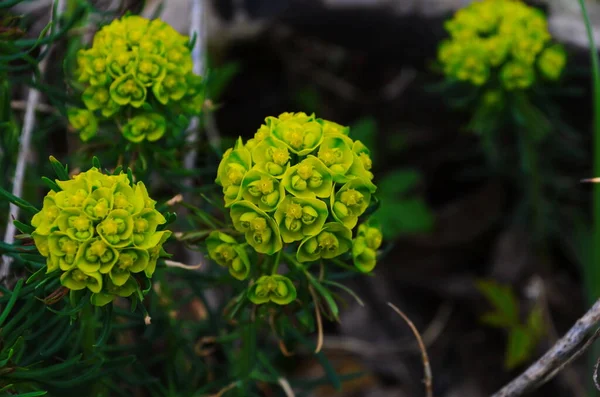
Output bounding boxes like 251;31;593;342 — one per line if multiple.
270;250;281;275
576;0;600;394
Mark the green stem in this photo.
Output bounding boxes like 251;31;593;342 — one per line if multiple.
518;129;544;243
270;250;281;275
576;1;600;394
578;0;600;305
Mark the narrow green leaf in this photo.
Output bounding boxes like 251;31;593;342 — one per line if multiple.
13;220;34;234
41;176;61;192
0;279;23;328
92;156;101;169
94;304;114;347
505;326;534;369
321;279;364;306
49;155;69;181
0;186;38;215
306;276;339;319
238;320;257;380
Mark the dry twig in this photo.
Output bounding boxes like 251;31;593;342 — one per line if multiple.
493;297;600;396
388;302;433;397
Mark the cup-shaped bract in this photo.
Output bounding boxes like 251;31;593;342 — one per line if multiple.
248;275;297;305
318;118;349;136
70;15;204;143
500;61;535;91
241;170;285;213
331;178;373;229
271;112;324;155
297;222;353;262
282;156;333;199
91;277;138;307
317;134;355;183
216;137;253;207
31;165;171;306
352;224;383;273
246;123;272;151
206;232;251;280
274;196;328;243
437;0;565;90
538;45;566;81
230;201;282;255
122;113;167;143
68;108;98;141
251;136;291;178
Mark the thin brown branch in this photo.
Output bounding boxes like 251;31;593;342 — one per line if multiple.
388;302;433;397
493;297;600;396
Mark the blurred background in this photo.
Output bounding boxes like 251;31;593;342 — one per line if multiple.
8;0;600;396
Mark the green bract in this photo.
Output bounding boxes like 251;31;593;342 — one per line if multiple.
274;196;328;243
297;222;352;263
538;45;566;81
281;156;333;199
230;201;282;255
122;113;167;143
67;108;98;141
352;224;382;273
70;15;204;144
251;136;290;178
216;138;253;207
206;232;251;280
31;165;171;306
271;112;324;155
318;118;349;136
331;178;373;229
248;275;297;305
317;134;354;183
241;170;285;213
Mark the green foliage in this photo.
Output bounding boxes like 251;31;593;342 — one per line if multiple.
370;170;434;238
476;280;545;369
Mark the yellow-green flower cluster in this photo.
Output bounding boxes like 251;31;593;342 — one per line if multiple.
69;15;204;142
31;167;171;306
438;0;566;90
214;112;381;277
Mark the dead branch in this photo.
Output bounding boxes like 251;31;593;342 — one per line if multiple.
492;298;600;396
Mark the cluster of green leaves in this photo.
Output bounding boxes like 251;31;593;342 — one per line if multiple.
476;280;544;370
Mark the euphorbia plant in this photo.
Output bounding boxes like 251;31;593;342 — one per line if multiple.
210;111;382;319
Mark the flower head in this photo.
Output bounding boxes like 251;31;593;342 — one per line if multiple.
438;0;565;90
72;15;204;143
32;163;170;306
